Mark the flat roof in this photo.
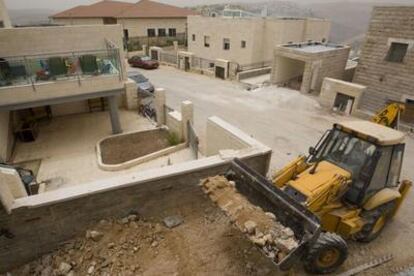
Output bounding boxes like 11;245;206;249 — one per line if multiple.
283;42;345;53
336;121;405;146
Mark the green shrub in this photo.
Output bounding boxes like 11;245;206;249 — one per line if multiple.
167;132;180;146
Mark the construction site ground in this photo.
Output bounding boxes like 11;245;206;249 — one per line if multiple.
127;65;414;274
7;64;414;275
11;187;279;276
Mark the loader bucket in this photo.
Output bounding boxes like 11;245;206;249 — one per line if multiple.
224;158;321;271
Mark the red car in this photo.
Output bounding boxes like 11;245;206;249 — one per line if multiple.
128;55;159;70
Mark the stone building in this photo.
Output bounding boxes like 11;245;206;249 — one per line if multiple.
353;6;414;123
187;16;331;66
51;0;197;47
271;42;350;94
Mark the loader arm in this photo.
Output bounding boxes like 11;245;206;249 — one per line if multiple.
371;102;405;128
272;155;310;188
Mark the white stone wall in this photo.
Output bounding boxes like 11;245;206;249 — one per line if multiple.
0;24;125;58
187;16;331;65
52;17;187;38
0;0;12;28
319;77;366;114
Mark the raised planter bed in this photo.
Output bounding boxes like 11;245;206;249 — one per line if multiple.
97;128;186;171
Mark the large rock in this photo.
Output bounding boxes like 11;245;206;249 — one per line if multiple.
86;230;104;242
58;262;72;275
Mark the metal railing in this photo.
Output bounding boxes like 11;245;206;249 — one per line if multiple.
160;52;178;65
238;60;272;72
191;57;215;70
127;33;187;52
187;121;199;159
0;49;121;90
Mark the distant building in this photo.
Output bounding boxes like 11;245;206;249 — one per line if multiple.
271;42;350;94
51;0;197;48
0;0;12;28
222;6;256;18
353;6;414;124
187;16;331;66
0;21;130;161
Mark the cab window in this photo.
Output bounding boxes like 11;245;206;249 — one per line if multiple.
387;144;404;187
365;146;392;200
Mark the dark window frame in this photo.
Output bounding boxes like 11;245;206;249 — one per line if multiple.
204;36;210;48
192;34;196;41
223;38;230;50
147;28;156;37
385;42;409;63
241;40;246;48
168;28;177;37
158;28;166;37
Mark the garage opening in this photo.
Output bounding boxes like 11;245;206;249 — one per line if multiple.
273;56;305;91
215;66;225;79
333;93;355;114
402;98;414;125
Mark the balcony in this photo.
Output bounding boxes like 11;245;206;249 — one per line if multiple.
0;48;125;109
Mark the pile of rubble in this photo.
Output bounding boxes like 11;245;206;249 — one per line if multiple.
201;175;299;263
12;214;178;276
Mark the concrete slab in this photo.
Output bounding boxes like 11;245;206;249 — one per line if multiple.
12;110;196;191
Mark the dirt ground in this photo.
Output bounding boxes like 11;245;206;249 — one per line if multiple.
100;128;171;164
10;192;282;276
131;65;414;275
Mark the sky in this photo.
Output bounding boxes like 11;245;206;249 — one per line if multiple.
4;0;404;10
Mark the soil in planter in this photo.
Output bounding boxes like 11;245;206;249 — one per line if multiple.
100;129;172;165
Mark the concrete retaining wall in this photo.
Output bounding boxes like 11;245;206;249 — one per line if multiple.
0;125;271;271
237;67;272;81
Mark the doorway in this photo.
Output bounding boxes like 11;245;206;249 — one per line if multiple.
401;98;414;125
151;50;158;60
333;93;355;114
215;66;225;79
184;57;190;71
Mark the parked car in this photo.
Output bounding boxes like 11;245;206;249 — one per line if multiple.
128;55;159;70
128;72;154;93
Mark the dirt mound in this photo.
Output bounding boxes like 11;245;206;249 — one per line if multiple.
10;195;280;276
201;175;299;263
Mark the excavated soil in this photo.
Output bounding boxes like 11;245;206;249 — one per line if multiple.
100;129;170;164
9;190;284;276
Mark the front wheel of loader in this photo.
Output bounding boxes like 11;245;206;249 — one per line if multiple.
355;201;396;243
304;232;348;274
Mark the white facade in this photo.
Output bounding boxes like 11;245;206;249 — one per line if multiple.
53;17;187;38
187;16;331;65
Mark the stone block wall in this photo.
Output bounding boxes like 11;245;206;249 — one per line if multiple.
353;6;414;112
0;136;271;272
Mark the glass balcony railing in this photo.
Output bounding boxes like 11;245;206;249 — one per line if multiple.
0;49;122;89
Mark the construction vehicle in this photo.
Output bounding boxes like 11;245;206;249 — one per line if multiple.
270;120;411;273
371;102;405;129
220;120;411;274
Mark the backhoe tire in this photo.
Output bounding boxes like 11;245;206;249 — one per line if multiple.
303;232;348;274
355;201;396;243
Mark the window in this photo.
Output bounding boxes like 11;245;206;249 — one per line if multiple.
147;29;156;37
192;34;196;41
168;28;176;37
0;21;4;28
223;38;230;50
158;28;166;37
386;42;408;63
123;29;129;41
204;36;210;47
387;145;404;187
103;17;117;24
241;40;246;48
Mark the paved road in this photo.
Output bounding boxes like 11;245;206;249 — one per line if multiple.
131;65;414;274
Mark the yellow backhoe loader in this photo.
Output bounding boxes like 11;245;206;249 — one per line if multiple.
272;120;411;273
371;102;405;128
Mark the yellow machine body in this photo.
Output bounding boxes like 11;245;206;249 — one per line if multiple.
272;121;412;240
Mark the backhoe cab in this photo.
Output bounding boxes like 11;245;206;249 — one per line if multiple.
273;120;411;273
